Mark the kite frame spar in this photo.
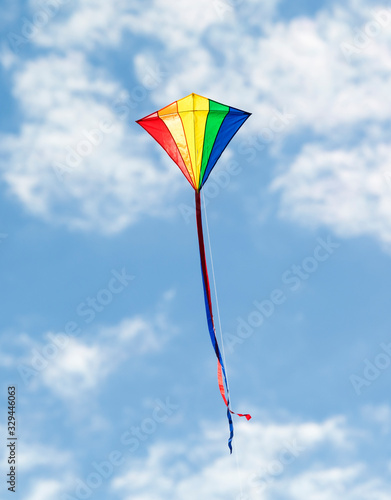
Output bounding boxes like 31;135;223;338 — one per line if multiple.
137;93;251;452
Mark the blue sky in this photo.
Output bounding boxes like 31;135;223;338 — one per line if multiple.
1;0;391;499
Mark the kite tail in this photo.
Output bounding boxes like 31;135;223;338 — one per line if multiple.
195;190;251;454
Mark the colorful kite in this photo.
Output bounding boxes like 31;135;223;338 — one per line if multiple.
137;93;251;452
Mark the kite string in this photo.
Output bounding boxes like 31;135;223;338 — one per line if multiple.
201;191;245;499
201;192;229;389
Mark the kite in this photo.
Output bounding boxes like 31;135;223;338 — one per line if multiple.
136;93;251;452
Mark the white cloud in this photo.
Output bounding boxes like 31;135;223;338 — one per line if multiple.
101;316;167;351
362;404;391;434
276;465;391;500
18;443;71;471
0;43;18;70
144;2;391;248
3;0;391;246
30;0;280;52
112;412;391;500
1;52;179;233
2;292;177;399
24;479;65;500
271;142;391;244
0;0;278;237
42;338;108;398
29;0;128;51
131;0;391;249
15;440;73;500
34;299;176;399
245;5;391;247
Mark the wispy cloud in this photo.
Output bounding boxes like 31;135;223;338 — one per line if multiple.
0;51;180;233
38;312;175;399
2;0;391;244
7;291;177;399
24;479;66;500
112;410;390;500
272;142;391;244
